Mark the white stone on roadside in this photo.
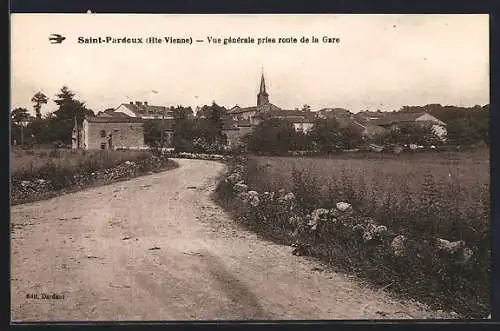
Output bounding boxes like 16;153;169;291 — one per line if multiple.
374;225;388;235
336;202;352;212
391;235;407;257
247;190;260;207
436;238;465;254
233;183;248;193
459;247;474;264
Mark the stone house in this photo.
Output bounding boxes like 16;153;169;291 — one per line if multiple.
359;111;448;140
78;117;146;150
73;101;176;150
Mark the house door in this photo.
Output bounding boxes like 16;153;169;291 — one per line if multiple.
108;134;113;150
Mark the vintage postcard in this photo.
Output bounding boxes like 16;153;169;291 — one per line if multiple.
10;14;490;321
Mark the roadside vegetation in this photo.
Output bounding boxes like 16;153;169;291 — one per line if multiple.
215;149;490;319
11;146;178;204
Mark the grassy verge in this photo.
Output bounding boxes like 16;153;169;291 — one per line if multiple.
11;147;178;205
214;151;490;319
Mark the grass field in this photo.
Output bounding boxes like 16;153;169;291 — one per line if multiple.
230;148;491;317
11;147;152;181
246;149;490;242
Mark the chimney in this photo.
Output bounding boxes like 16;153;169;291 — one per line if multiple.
129;101;133;105
144;101;148;106
135;101;142;106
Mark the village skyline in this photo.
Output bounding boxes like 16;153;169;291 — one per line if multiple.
11;14;489;115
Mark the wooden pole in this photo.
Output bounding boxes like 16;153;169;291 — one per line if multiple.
160;109;165;149
20;124;24;145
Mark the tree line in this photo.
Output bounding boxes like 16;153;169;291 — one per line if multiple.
11;88;489;153
11;86;94;146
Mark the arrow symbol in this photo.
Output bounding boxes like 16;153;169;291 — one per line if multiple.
49;34;66;44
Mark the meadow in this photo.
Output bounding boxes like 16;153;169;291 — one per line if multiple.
11;147;152;182
10;146;179;205
219;148;490;318
246;149;490;243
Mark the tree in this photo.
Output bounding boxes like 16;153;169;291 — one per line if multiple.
11;107;30;126
374;122;441;146
446;119;479;146
247;118;295;155
206;102;226;145
48;86;95;144
11;108;30;145
290;130;314;151
31;92;48;119
339;124;364;149
308;118;344;152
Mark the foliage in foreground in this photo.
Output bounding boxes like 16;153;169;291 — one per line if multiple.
12;148;153;188
215;152;490;319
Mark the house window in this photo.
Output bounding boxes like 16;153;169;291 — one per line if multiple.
100;130;106;137
100;142;106;150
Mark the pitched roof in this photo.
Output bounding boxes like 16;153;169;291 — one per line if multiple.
99;110;131;118
254;108;317;123
228;106;257;114
119;103;173;117
371;112;432;126
318;108;351;117
85;116;175;130
85;116;144;123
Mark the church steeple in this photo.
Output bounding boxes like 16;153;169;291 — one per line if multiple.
257;71;269;107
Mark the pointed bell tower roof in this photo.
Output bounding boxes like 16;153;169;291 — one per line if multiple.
259;72;268;96
257;68;270;107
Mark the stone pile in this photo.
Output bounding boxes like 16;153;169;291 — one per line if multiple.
172;152;227;161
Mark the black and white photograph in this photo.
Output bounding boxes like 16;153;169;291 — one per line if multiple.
10;14;490;321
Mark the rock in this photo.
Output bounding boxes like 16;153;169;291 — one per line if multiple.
336;202;352;212
362;231;373;242
227;172;242;184
307;215;318;229
247;190;260;207
288;215;301;226
391;235;407;257
374;225;388;235
310;208;330;224
237;192;250;203
436;238;465;254
352;224;364;232
21;180;32;187
458;247;474;264
233;183;248;193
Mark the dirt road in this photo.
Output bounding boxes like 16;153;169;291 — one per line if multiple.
11;159;449;321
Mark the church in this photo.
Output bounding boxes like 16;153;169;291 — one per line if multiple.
228;73;316;133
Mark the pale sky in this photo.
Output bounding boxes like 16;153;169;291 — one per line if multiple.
11;14;489;116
